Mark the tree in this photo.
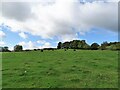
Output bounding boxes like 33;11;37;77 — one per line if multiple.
71;40;79;49
101;41;108;50
0;46;10;52
106;42;120;50
91;43;99;50
82;44;90;50
14;45;23;52
62;42;70;49
57;42;62;49
4;46;9;51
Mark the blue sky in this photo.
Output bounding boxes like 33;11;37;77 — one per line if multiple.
0;0;118;50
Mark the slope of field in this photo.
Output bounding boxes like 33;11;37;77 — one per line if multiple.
2;50;118;88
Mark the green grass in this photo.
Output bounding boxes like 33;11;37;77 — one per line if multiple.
2;49;118;88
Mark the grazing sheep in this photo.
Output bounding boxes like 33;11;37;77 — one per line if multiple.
41;50;43;52
74;49;76;51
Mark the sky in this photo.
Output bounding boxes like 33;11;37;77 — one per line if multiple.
0;0;119;50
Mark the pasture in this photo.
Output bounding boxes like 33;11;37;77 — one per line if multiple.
2;49;118;88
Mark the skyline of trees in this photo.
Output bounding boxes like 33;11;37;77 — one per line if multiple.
57;40;120;50
0;40;120;52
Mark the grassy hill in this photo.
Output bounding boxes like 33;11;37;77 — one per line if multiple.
2;49;118;88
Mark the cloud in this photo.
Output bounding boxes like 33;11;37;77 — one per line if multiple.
37;40;47;44
39;42;52;48
81;0;119;2
0;41;5;46
19;32;28;39
78;2;118;32
1;0;118;42
37;40;52;48
2;2;34;21
0;30;6;38
18;40;52;49
18;41;37;50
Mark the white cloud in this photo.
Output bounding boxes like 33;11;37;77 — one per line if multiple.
37;40;46;44
0;41;5;46
78;2;118;32
39;42;52;48
37;40;52;48
18;41;37;50
1;0;118;41
19;32;28;39
0;30;6;38
18;40;52;49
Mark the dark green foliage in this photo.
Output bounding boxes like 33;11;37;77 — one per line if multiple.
24;49;31;52
91;43;100;50
71;40;79;49
106;43;120;50
43;48;56;50
57;40;90;50
100;41;108;50
57;40;120;50
34;49;37;51
4;46;9;51
14;45;23;52
57;42;62;49
0;46;10;52
62;42;70;49
99;42;120;50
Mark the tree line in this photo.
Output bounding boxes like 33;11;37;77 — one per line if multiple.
57;40;120;50
0;45;56;52
0;40;120;52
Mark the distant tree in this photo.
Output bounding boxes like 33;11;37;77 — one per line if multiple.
91;43;99;50
34;49;37;51
57;42;62;49
77;40;90;50
71;40;78;49
106;42;120;50
101;41;108;50
25;49;31;52
77;41;83;49
0;46;10;52
4;46;9;51
83;44;90;50
62;42;70;49
14;45;23;52
0;47;5;52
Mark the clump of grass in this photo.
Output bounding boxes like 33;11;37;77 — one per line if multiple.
72;65;77;68
45;68;59;76
37;61;41;63
19;71;27;76
82;70;91;74
70;78;80;82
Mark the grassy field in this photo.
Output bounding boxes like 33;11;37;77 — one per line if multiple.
2;49;118;88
